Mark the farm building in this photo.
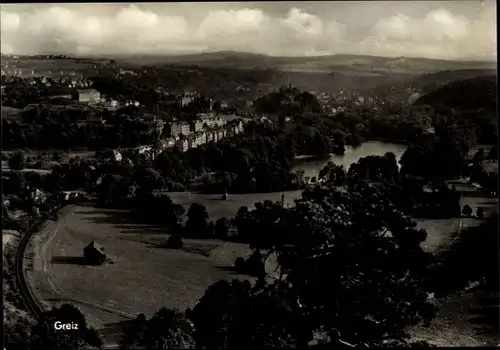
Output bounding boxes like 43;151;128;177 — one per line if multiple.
83;240;106;265
74;89;101;103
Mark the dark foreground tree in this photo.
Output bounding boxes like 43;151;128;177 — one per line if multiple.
120;308;195;349
189;279;307;348
188;179;437;348
8;151;25;170
476;207;484;219
462;204;473;217
185;203;209;237
166;234;183;249
29;303;103;350
214;217;230;239
429;212;499;294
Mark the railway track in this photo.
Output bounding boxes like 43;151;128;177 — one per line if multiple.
15;206;65;320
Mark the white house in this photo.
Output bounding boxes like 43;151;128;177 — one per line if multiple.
112;150;122;162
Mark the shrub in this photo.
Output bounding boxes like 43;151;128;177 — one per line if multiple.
167;234;183;249
234;257;247;273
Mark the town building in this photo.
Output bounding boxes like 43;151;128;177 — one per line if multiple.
216;129;224;141
200;113;218;128
166;137;176;148
136;145;152;154
74;89;101;104
170;121;190;139
175;139;189;152
206;131;216;143
193;119;204;132
84;241;106;265
142;114;165;135
125;100;140;107
159;137;176;150
112;150;122;162
104;99;118;108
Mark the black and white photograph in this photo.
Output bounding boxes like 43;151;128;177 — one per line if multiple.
2;1;498;349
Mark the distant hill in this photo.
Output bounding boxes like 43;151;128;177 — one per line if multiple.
413;75;497;113
368;69;497;102
116;51;496;76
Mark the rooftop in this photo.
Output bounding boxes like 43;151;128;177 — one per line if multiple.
85;240;105;254
77;89;100;94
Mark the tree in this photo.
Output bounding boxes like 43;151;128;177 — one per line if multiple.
234;257;246;273
4;172;27;196
120;308;195;349
52;151;62;161
430;212;499;294
462;204;473;217
318;161;346;185
487;145;497;160
476;207;484;219
245;249;266;279
214;217;230;239
472;148;484;165
232;206;249;239
166;234;183;249
188;180;437;347
189;278;305;348
8;151;25;170
29;303;103;350
185;203;209;237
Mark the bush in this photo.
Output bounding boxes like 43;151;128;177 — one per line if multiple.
166;234;183;249
214;217;230;239
234;257;247;273
476;207;484;219
462;204;473;217
246;251;266;278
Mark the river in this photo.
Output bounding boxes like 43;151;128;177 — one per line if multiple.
172;141;408;220
292;141;408;180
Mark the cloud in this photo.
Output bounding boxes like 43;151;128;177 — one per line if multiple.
197;9;266;38
282;8;323;36
365;6;495;59
0;3;496;60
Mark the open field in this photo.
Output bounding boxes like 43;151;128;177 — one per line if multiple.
26;203;278;345
1;58;104;76
168;190;303;220
466;144;495;160
415;219;461;253
24;177;497;346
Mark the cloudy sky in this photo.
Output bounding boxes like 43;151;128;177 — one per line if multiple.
0;1;496;60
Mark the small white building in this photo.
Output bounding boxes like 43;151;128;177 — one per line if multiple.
136;145;152;154
75;89;101;104
112;150;122;162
